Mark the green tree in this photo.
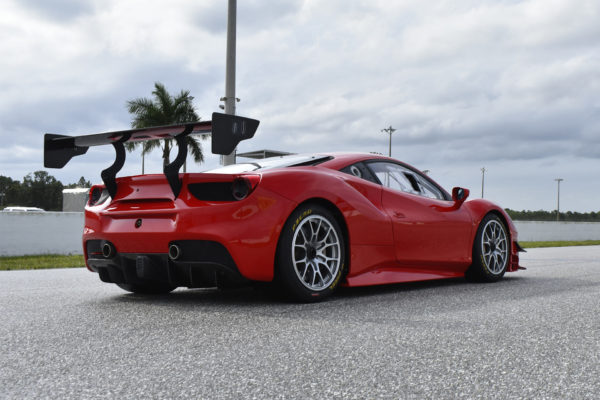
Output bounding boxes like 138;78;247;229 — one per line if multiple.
0;176;24;207
65;176;91;189
126;82;206;170
505;208;600;222
21;171;63;211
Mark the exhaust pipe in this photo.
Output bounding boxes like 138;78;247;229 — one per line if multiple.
102;242;115;258
168;244;181;261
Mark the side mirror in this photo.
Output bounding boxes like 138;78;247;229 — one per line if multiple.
452;187;470;208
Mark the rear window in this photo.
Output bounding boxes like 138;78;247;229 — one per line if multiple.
206;155;332;174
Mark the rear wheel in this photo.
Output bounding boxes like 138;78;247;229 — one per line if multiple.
116;282;176;294
466;214;509;282
276;204;345;302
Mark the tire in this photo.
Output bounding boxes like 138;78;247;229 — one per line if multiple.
116;282;176;294
466;214;510;282
276;203;346;302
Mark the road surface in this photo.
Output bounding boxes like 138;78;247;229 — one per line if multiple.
1;246;599;399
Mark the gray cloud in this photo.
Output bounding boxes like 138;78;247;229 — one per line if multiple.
1;0;599;211
19;0;93;22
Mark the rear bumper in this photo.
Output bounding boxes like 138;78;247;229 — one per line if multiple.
86;240;247;288
83;185;297;282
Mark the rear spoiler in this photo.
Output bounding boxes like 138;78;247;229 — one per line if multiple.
44;112;259;198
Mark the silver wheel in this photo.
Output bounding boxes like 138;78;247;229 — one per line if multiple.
481;219;508;275
292;215;342;291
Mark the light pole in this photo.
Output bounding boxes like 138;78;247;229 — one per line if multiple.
222;0;237;166
481;167;486;198
381;126;396;157
555;178;563;221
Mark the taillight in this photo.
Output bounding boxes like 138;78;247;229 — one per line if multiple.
232;175;260;201
89;185;109;206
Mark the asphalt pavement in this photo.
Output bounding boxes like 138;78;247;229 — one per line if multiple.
1;246;599;399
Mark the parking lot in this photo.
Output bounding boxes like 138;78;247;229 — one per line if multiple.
1;246;599;399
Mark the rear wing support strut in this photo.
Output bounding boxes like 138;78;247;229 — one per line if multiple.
101;135;129;199
164;126;193;198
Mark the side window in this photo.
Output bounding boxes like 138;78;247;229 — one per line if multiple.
340;162;379;184
415;175;445;200
367;161;445;200
367;162;421;195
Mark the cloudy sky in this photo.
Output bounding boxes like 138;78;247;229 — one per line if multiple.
1;0;598;212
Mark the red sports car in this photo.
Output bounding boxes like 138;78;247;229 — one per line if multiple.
45;113;524;301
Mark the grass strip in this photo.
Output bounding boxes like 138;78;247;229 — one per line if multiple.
520;240;600;248
0;254;85;271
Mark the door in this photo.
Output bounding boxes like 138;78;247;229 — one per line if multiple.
367;161;473;271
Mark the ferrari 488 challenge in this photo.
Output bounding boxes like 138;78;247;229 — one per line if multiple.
45;113;524;301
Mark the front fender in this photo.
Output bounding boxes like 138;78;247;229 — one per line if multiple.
464;199;523;272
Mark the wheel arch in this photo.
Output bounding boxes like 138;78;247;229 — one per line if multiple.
466;210;511;282
274;197;350;278
470;209;512;255
466;199;516;242
484;210;513;245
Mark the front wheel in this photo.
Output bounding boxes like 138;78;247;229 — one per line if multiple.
276;204;346;302
466;214;510;282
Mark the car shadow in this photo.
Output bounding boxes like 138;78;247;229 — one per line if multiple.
109;285;277;306
336;277;469;298
97;274;526;306
106;277;472;305
78;269;600;330
79;273;599;328
91;267;599;314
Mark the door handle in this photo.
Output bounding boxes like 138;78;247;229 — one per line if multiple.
392;211;405;218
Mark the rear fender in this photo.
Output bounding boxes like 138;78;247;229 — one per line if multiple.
259;168;393;248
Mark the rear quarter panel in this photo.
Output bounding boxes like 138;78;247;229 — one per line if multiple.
259;167;393;247
259;167;397;278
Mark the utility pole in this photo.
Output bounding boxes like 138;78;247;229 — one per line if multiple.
481;167;486;198
222;0;237;166
555;178;563;221
381;126;396;157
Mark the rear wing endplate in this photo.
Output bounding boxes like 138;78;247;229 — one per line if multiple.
44;112;259;198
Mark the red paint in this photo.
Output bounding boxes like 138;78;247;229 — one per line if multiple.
83;153;522;286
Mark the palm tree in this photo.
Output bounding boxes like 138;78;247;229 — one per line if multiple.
126;82;206;172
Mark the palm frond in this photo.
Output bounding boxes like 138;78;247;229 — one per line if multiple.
186;136;204;163
125;82;204;167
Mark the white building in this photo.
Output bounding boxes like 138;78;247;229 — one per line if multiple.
62;188;89;212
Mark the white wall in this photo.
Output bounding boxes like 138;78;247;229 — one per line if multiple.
1;213;600;256
514;221;600;242
0;212;84;256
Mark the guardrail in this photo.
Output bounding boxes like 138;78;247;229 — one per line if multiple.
1;213;599;256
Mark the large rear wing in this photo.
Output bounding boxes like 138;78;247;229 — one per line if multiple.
44;112;259;198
